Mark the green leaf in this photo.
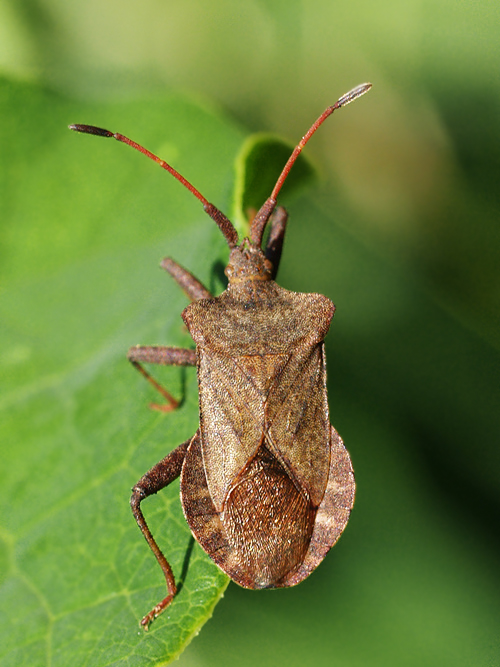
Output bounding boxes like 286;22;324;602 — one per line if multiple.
0;77;248;665
0;76;317;666
2;72;500;667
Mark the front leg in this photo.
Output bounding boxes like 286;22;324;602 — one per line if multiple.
161;257;213;301
264;206;288;280
127;346;196;412
131;436;193;629
128;257;208;410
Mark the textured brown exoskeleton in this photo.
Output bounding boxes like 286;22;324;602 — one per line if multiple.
70;82;371;630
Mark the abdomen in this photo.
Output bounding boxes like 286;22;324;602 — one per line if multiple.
222;442;316;588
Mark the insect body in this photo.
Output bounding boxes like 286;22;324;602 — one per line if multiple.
70;82;371;629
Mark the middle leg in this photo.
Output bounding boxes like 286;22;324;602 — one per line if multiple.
127;346;196;412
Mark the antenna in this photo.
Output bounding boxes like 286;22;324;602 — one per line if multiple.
69;82;371;250
68;124;239;248
249;82;372;246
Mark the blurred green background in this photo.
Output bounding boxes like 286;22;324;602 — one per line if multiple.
1;0;499;666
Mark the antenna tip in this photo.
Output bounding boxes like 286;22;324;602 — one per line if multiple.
68;124;114;137
337;83;372;108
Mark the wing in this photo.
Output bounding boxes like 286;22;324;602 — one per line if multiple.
197;349;285;511
197;343;330;512
265;342;330;507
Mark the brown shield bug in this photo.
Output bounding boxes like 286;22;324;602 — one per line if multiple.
70;82;371;630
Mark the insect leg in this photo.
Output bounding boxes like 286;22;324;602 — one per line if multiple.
127;346;196;412
161;257;213;301
130;437;192;629
264;206;288;280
